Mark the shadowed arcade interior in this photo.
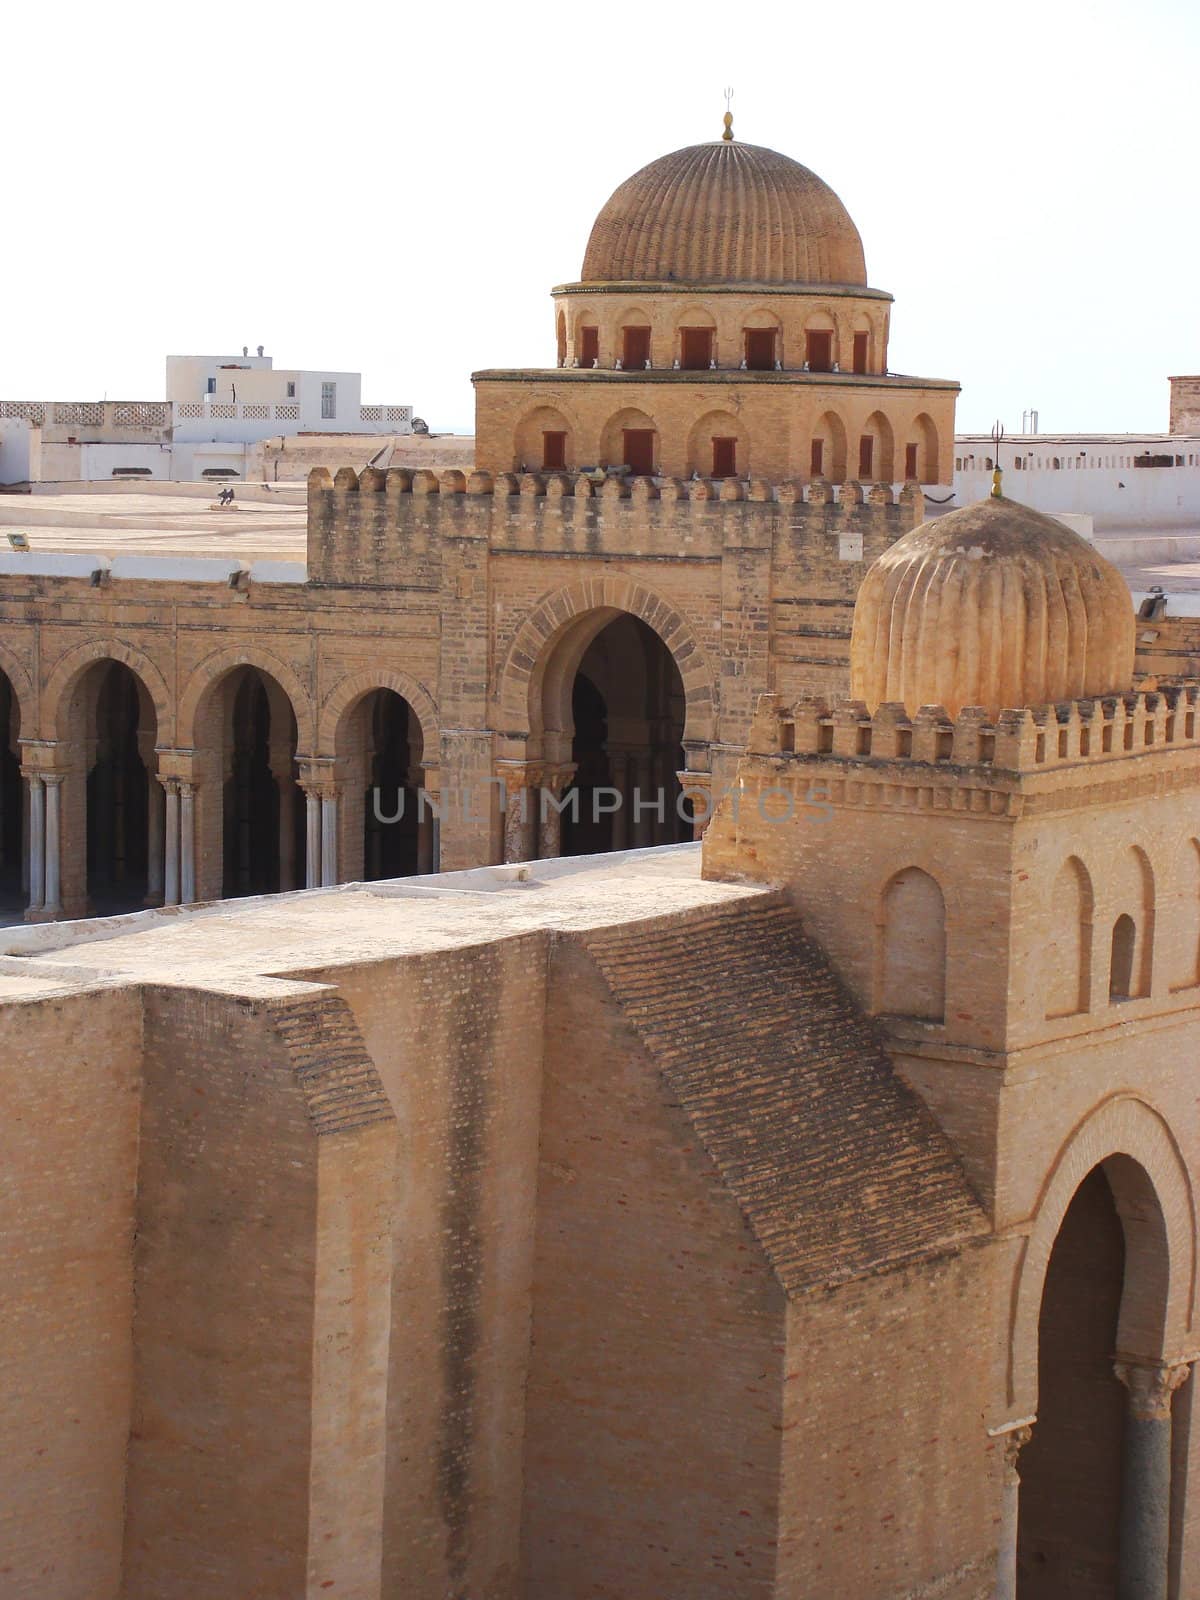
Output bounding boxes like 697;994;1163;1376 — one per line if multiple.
0;673;22;915
555;614;690;856
84;661;157;913
218;666;302;900
1018;1166;1126;1597
338;687;425;882
1017;1157;1183;1599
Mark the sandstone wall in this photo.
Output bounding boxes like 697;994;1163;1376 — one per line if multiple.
0;985;141;1600
523;931;786;1598
779;1252;1002;1599
121;985;395;1600
1169;377;1200;435
473;371;958;485
324;933;548;1600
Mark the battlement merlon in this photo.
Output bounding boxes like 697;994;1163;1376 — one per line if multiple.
737;685;1200;804
304;465;924;584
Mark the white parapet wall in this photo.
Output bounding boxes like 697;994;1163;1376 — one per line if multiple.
955;434;1200;529
0;418;39;485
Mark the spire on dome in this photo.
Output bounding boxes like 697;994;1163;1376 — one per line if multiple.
722;86;734;141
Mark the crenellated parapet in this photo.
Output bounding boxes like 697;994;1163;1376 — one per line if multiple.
743;684;1200;776
306;464;924;586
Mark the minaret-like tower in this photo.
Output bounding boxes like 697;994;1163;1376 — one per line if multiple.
704;490;1200;1598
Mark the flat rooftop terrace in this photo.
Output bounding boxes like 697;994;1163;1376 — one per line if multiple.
0;845;763;1003
0;485;307;563
3;482;1200;607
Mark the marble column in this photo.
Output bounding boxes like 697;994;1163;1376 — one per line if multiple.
278;778;297;893
416;789;435;875
146;772;165;903
609;752;628;851
538;765;576;860
630;756;660;847
179;782;196;905
43;775;63;918
651;751;672;843
1114;1359;1192;1600
304;787;321;889
992;1422;1033;1600
162;781;180;906
679;771;713;841
21;778;30;896
501;770;537;864
320;792;339;888
26;774;44;915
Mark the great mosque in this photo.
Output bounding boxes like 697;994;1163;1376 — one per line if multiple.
0;120;955;920
2;119;1200;1600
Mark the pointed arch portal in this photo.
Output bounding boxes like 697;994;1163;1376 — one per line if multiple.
1013;1137;1195;1600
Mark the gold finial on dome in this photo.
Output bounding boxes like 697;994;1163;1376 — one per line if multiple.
722;86;734;140
990;418;1005;498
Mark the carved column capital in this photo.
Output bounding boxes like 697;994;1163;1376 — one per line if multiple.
988;1418;1035;1488
18;738;68;778
496;762;541;800
1114;1359;1193;1421
540;763;577;797
1001;1424;1033;1486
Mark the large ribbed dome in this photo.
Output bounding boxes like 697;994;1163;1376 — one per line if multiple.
850;496;1135;719
581;139;867;287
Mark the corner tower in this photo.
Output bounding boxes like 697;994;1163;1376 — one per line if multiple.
704;491;1200;1596
704;492;1173;1123
473;120;959;488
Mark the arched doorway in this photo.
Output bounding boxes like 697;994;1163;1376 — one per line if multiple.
556;615;690;856
1017;1166;1127;1595
0;672;22;916
209;666;302;900
335;688;427;881
82;661;158;913
1017;1157;1185;1599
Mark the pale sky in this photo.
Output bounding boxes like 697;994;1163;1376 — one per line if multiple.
6;0;1197;437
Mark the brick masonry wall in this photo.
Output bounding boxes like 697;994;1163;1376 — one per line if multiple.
122;985;396;1600
0;986;141;1600
122;988;317;1597
1136;613;1200;680
779;1254;1002;1600
473;372;958;485
322;934;547;1600
707;718;1200;1592
524;931;786;1599
1169;377;1200;435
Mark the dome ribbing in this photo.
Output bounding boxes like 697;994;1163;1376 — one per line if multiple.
850;497;1135;719
581;140;867;288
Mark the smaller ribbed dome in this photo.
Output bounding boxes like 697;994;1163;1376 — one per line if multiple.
850;496;1135;719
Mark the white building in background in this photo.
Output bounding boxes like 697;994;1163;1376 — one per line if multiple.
0;349;413;485
953;380;1200;532
954;433;1200;531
